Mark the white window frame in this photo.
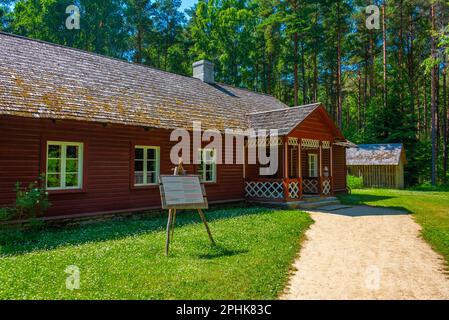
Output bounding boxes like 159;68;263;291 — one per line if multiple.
46;141;84;190
134;146;160;186
198;148;217;183
308;153;318;178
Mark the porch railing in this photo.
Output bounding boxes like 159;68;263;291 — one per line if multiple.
245;176;332;201
244;178;302;201
302;177;319;194
321;176;332;196
302;177;333;196
245;179;284;200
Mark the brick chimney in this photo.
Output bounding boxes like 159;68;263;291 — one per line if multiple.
192;60;214;84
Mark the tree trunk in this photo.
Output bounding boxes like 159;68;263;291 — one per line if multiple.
408;10;415;115
382;2;387;111
336;1;342;128
430;3;438;185
313;50;318;103
443;59;448;182
301;39;307;104
369;30;375;97
398;0;403;112
136;25;143;64
424;78;428;137
293;32;299;106
358;68;362;130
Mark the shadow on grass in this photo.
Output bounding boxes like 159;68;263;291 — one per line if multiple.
338;193;396;205
319;205;412;217
0;206;274;257
196;244;249;260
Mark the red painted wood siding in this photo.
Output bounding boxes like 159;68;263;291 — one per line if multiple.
0;116;244;217
332;146;347;192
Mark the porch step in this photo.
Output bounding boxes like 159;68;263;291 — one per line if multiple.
297;199;341;209
301;195;338;203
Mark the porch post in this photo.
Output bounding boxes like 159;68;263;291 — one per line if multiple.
243;144;246;180
319;141;323;176
319;141;323;194
283;138;288;179
298;139;302;199
298;140;302;177
330;144;333;177
283;137;289;200
330;144;333;195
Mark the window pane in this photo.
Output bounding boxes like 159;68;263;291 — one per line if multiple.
135;148;144;160
135;160;144;172
205;150;214;162
135;172;144;185
65;173;78;187
66;145;78;159
47;174;61;188
205;171;213;182
66;159;78;173
147;172;156;184
47;159;61;173
48;145;61;158
147;148;155;160
147;160;155;172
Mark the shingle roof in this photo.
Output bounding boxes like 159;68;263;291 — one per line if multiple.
246;103;321;135
0;32;288;131
346;144;405;165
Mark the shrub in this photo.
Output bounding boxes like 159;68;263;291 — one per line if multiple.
0;207;14;222
410;182;449;192
347;175;363;189
0;174;50;225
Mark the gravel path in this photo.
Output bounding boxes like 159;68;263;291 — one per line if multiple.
281;206;449;300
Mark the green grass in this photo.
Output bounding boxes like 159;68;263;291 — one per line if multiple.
338;189;449;268
0;207;312;300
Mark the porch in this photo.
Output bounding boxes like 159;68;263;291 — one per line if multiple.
244;137;334;203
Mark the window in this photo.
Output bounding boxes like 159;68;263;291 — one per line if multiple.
198;149;216;183
308;153;318;177
134;146;160;186
46;141;83;190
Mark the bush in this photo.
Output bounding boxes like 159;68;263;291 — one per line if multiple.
0;207;14;222
347;175;364;189
410;182;449;192
0;174;50;225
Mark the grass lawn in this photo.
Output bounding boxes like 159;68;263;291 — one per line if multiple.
338;189;449;267
0;207;312;299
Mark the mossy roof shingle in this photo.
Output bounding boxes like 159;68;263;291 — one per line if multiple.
0;32;291;131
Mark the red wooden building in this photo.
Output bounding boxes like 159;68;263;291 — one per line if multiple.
0;33;350;218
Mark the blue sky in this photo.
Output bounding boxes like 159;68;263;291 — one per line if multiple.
180;0;198;12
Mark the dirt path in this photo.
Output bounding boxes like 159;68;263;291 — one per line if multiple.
281;206;449;300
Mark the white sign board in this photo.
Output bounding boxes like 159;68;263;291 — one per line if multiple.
159;175;208;209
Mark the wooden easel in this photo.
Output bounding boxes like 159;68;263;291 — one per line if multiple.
164;159;215;256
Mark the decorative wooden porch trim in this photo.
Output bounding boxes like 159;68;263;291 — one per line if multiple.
244;178;302;201
288;137;299;146
284;178;302;201
244;179;284;200
301;138;320;149
246;136;283;148
322;140;331;149
321;176;332;196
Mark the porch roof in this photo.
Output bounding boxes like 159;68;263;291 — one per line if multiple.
346;143;406;166
246;103;321;135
